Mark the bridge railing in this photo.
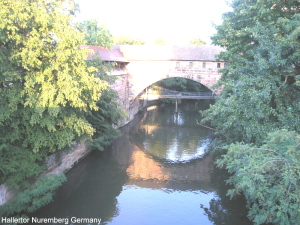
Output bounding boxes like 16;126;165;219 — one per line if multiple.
180;91;215;96
149;88;214;96
141;88;215;99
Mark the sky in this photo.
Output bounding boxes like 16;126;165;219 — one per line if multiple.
74;0;232;45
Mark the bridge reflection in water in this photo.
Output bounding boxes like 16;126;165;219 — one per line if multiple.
105;101;251;225
32;100;251;225
126;147;213;182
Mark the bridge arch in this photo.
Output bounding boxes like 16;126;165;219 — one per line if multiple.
139;76;214;94
83;45;225;123
126;60;223;100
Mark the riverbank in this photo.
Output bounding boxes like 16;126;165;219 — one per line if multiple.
0;98;154;206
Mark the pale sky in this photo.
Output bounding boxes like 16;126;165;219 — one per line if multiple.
74;0;232;45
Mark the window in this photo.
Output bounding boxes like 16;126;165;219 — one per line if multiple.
217;63;221;68
202;62;206;68
189;62;193;69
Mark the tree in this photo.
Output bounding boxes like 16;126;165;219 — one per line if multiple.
217;130;300;225
0;0;107;154
154;38;168;45
0;0;108;215
153;77;208;92
77;19;113;48
0;175;66;217
202;0;300;145
78;20;126;151
85;56;126;151
113;35;145;45
189;37;206;45
200;0;300;224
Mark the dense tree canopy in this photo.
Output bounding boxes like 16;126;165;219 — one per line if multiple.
203;0;300;144
218;130;300;225
201;0;300;224
0;0;107;156
189;37;206;45
154;77;208;92
0;0;112;216
113;35;145;45
77;19;113;48
78;20;125;150
154;38;168;45
85;56;125;151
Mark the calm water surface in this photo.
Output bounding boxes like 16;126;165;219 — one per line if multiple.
33;100;252;225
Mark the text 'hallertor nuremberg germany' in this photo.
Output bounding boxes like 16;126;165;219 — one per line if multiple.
2;217;102;224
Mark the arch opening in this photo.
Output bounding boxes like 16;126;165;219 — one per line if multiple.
150;77;213;93
136;77;216;106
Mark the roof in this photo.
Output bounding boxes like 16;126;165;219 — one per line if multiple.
81;45;225;62
80;45;129;62
113;45;224;61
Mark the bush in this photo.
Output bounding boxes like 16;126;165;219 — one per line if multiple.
0;174;66;218
217;130;300;225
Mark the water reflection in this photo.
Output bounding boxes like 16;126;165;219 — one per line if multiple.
32;100;251;225
135;101;214;163
126;149;213;182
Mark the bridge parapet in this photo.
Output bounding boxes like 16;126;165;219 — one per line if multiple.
169;67;221;74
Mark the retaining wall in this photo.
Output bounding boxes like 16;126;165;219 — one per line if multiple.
0;98;147;206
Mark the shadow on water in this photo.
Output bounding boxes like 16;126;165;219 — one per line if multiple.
32;100;252;225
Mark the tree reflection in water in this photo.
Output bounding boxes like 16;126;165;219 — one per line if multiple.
31;100;252;225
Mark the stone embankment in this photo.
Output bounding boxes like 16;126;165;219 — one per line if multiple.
0;99;147;206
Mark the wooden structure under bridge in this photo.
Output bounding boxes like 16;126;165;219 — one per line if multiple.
140;88;216;112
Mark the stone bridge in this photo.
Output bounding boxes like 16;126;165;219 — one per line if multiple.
84;45;224;124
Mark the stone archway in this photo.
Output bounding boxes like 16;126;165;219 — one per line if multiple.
126;60;222;100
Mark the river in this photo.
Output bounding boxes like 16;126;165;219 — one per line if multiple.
33;100;252;225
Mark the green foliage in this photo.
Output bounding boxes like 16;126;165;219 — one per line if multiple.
113;35;145;45
202;0;300;145
201;1;300;224
217;130;300;225
0;0;110;216
159;77;188;91
77;19;113;48
154;38;168;45
0;174;66;217
155;77;208;92
85;56;126;151
151;77;210;103
189;37;206;45
86;86;124;151
0;0;108;154
0;145;45;190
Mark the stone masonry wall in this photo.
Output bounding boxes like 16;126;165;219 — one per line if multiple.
0;142;91;206
126;60;223;100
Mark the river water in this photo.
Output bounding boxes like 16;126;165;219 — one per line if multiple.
33;100;252;225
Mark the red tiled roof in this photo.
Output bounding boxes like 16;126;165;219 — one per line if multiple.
113;45;224;61
81;45;224;62
80;45;129;62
